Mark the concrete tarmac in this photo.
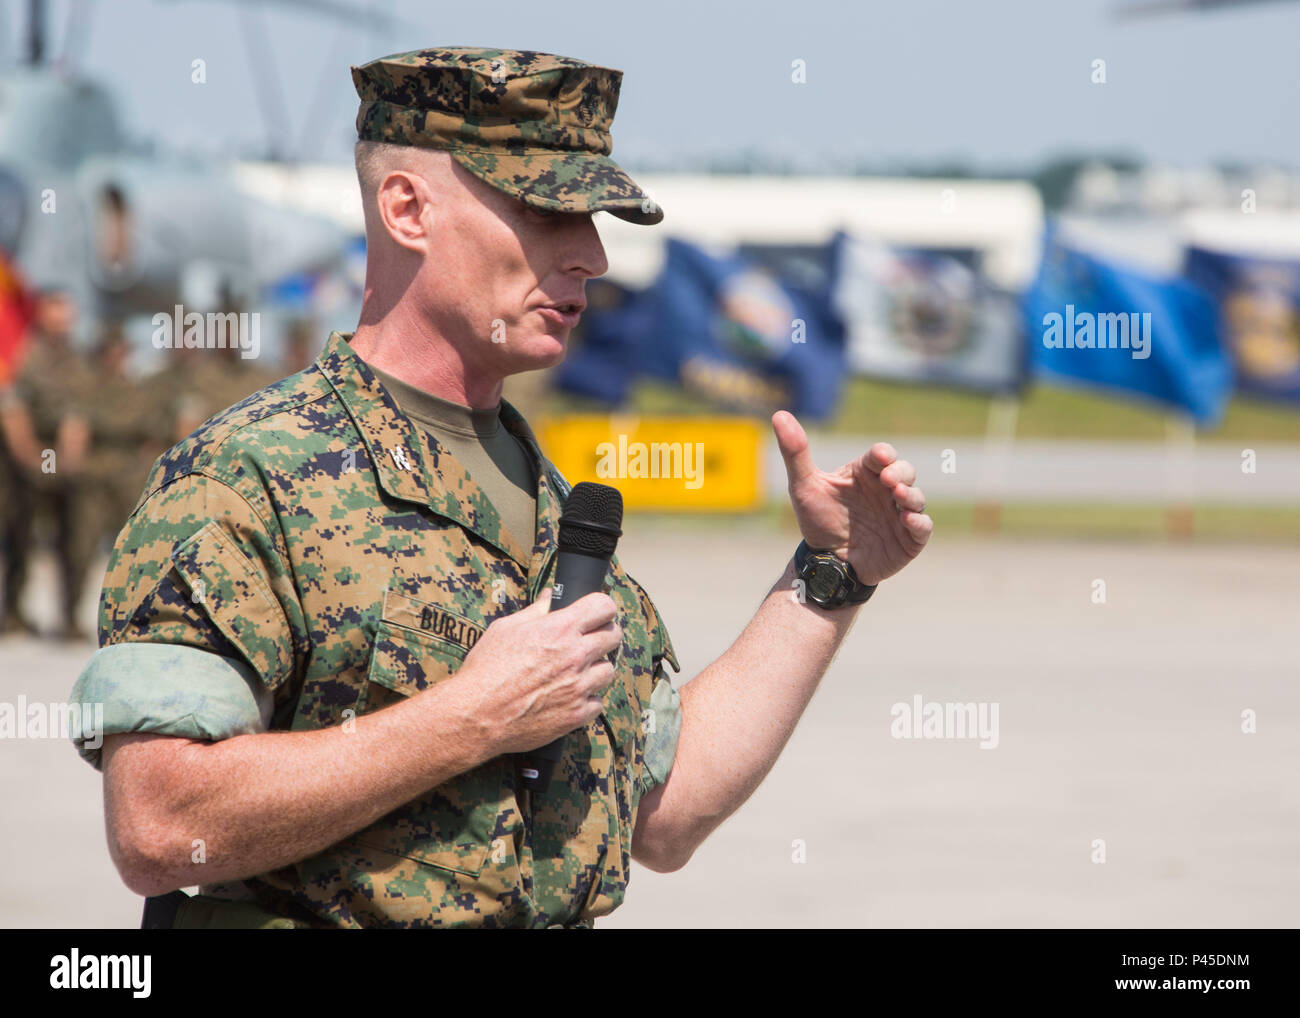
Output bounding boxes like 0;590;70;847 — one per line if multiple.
2;529;1296;928
768;437;1300;505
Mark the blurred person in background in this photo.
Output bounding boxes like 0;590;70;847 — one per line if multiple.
0;288;97;640
83;323;167;557
282;317;321;375
0;254;36;635
146;302;281;443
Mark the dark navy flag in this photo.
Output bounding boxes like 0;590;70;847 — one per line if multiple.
553;279;651;405
558;238;847;419
1023;225;1232;425
1184;246;1300;406
829;231;1026;393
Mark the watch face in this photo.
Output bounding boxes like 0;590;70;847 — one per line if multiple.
807;561;844;603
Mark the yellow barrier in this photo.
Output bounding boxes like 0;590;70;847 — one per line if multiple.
539;415;765;511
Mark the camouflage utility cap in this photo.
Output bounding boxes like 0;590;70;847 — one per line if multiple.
352;46;663;225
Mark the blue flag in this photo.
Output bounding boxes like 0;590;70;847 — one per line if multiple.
1184;246;1300;406
552;281;650;405
557;238;847;419
1023;226;1232;424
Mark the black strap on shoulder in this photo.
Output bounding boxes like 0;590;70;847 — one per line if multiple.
140;890;191;930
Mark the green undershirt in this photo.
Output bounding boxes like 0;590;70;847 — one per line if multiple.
369;364;538;555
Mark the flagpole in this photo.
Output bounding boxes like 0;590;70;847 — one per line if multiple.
974;391;1020;534
1163;412;1196;539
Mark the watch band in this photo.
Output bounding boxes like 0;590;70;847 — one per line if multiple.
794;540;877;606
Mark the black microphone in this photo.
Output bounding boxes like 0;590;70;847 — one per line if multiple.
520;481;623;794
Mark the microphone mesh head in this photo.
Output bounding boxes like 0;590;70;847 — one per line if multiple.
558;482;623;557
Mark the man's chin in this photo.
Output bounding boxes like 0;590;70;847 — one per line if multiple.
503;334;568;372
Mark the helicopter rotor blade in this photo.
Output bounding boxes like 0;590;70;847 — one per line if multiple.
161;0;401;32
1115;0;1297;19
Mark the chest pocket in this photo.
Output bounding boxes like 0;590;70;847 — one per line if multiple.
363;588;485;699
351;588;503;879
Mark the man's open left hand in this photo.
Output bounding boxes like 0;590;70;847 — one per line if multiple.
774;409;933;587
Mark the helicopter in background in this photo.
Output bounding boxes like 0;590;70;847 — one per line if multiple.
0;0;382;337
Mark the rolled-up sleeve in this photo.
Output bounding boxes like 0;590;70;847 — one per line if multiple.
71;644;273;769
71;469;304;770
640;668;682;795
633;586;682;800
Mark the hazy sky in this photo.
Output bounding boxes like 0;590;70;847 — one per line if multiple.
4;0;1299;172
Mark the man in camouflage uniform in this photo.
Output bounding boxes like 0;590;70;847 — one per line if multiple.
70;48;933;928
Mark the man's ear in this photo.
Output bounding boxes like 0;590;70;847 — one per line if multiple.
375;169;435;252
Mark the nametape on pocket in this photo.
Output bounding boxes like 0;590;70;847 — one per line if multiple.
382;589;485;653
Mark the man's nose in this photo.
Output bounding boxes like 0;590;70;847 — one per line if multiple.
565;214;609;279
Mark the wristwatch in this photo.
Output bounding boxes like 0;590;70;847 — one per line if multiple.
793;540;877;609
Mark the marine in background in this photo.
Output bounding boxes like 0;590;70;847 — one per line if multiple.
0;289;97;639
145;305;282;444
83;323;168;553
